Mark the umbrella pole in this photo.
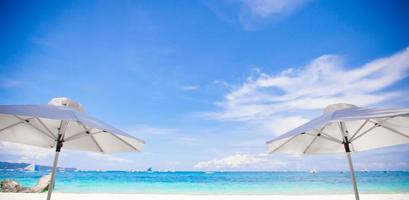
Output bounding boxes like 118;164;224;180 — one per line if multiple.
343;137;360;200
346;152;360;200
46;135;63;200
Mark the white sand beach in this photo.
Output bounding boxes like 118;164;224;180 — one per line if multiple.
0;193;408;200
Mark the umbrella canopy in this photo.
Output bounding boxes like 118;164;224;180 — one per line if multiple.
266;103;409;200
267;103;409;154
0;97;145;200
0;97;144;153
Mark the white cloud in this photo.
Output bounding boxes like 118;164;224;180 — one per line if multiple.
239;0;308;30
194;153;287;170
181;85;198;91
205;47;409;134
241;0;307;17
205;0;309;30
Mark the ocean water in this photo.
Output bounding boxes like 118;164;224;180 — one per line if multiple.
0;171;408;194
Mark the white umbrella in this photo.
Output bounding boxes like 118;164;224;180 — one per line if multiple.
266;103;409;200
0;97;145;200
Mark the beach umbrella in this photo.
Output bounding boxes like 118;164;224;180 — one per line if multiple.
0;97;145;200
266;103;409;200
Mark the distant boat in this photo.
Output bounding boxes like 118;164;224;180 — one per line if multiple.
147;168;153;173
24;164;38;172
309;169;319;174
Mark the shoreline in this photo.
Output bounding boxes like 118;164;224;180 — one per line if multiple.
42;192;409;195
1;193;408;200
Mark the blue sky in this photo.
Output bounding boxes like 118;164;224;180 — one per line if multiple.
1;0;409;171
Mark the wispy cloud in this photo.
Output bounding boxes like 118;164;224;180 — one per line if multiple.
128;124;200;145
0;77;21;88
130;125;179;135
181;85;198;91
194;146;409;171
194;153;287;170
239;0;308;30
86;152;134;163
206;0;309;30
205;47;409;135
241;0;307;18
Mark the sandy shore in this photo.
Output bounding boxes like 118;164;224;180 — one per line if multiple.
0;193;408;200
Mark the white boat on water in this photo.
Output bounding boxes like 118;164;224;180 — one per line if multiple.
309;169;319;174
24;164;38;172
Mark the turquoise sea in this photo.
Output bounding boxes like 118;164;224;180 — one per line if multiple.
1;171;408;194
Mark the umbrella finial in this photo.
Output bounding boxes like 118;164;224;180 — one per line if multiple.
323;103;357;113
48;97;85;112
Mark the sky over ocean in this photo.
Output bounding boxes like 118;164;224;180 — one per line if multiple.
0;0;409;171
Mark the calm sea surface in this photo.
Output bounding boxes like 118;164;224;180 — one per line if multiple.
1;171;408;194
